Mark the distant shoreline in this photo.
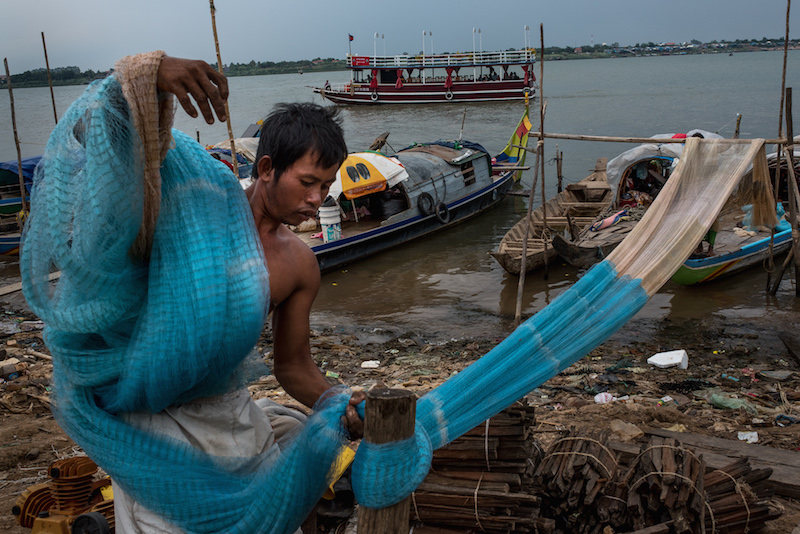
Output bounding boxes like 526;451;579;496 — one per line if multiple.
2;45;796;90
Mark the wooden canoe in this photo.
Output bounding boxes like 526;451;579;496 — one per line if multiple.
491;158;613;275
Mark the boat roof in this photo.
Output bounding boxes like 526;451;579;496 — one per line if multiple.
0;155;40;188
394;142;488;188
348;49;535;70
606;130;722;190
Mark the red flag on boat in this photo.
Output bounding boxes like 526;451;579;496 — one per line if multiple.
349;34;354;41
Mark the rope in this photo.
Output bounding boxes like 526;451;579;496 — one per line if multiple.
629;471;717;534
411;491;421;522
545;436;618;469
710;469;752;534
483;419;491;471
473;472;486;533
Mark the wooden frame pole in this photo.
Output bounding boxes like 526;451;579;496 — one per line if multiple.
209;0;239;178
357;388;416;533
3;58;29;229
41;32;57;125
539;24;548;282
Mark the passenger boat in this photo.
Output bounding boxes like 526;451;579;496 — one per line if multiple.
312;49;536;105
292;105;530;272
491;158;614;275
553;137;799;285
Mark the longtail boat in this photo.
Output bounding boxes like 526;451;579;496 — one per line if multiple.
491;158;614;275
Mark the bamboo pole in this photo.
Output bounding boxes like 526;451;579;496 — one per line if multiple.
357;389;416;533
514;136;541;327
556;145;563;193
41;32;57;125
209;0;239;178
785;88;800;296
3;58;29;230
539;24;549;282
517;132;787;145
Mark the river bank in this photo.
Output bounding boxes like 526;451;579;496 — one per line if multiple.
1;300;798;533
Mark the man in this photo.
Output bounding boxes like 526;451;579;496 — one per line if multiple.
112;55;364;533
244;102;366;425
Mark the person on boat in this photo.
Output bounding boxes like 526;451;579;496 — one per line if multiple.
105;54;365;532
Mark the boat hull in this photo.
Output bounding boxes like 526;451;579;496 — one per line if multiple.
316;80;532;105
671;228;793;285
313;173;514;272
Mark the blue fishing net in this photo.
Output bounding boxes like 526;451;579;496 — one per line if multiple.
21;73;651;532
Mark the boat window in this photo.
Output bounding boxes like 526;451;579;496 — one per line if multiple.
461;163;476;186
355;163;371;181
346;166;360;183
380;69;398;84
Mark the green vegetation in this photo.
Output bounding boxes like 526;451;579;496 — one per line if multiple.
2;37;797;89
219;58;347;77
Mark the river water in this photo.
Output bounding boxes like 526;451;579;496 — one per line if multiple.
1;51;799;341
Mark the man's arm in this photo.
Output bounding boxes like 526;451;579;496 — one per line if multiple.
271;246;365;437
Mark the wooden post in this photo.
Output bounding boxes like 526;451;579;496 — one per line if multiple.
358;389;416;534
514;142;542;327
539;24;548;281
209;0;239;178
3;58;29;230
784;87;800;296
556;145;563;193
41;32;57;125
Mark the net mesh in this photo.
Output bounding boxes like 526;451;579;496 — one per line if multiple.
20;53;770;532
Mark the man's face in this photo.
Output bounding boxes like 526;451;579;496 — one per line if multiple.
261;150;339;226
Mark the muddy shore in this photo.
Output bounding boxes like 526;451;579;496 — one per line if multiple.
1;305;799;533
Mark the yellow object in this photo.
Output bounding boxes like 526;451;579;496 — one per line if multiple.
322;445;356;500
100;481;114;501
339;155;388;199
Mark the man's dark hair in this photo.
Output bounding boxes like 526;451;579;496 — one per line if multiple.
252;103;347;179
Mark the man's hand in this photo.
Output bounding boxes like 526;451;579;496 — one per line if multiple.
342;390;366;440
156;56;229;124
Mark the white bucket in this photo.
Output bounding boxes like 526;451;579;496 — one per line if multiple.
319;205;341;243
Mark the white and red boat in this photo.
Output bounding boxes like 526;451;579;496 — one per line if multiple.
313;49;536;105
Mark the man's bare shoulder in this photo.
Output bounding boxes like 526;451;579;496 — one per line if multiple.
265;224;321;309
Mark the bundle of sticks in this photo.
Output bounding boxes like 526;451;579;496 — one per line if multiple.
532;427;618;534
410;403;541;533
612;437;782;534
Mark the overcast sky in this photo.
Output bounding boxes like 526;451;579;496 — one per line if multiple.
1;0;797;74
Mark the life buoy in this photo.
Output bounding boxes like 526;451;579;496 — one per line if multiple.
417;192;435;216
434;202;450;224
445;89;453;100
370;91;379;102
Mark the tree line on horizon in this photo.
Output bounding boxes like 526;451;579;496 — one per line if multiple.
2;36;797;89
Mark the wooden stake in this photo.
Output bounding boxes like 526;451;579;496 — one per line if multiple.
358;389;416;534
539;24;548;282
209;0;239;178
41;32;57;125
784;87;800;296
3;58;29;229
556;145;563;193
514;141;542;327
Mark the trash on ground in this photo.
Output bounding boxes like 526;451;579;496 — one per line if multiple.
737;431;759;443
360;360;380;369
647;349;688;369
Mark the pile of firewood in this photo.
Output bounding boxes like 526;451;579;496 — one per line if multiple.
591;436;783;534
410;403;541;533
532;427;619;534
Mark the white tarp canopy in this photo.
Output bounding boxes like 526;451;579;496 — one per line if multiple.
606;130;723;190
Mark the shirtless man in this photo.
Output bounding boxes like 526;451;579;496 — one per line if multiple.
113;56;363;533
159;56;364;431
245;102;366;424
